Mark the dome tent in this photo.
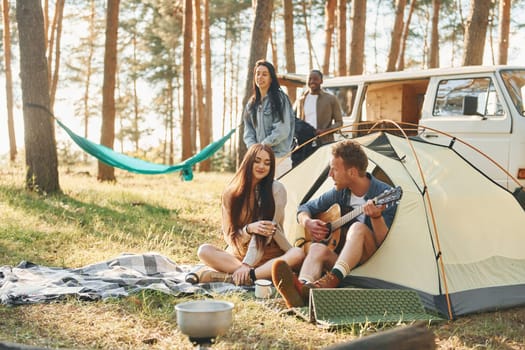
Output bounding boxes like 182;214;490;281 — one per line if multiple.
280;131;525;319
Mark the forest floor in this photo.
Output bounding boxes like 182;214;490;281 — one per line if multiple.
0;165;524;349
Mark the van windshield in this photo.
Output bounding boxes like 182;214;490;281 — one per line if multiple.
500;69;525;116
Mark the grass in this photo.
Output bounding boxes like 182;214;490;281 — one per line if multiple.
1;163;524;349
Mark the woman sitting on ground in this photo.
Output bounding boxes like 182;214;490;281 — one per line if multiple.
195;143;304;285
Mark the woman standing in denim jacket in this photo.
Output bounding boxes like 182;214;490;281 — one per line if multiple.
243;60;295;177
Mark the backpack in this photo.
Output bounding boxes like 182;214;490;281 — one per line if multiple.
292;118;318;167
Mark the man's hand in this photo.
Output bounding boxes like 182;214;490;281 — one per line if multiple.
363;199;385;219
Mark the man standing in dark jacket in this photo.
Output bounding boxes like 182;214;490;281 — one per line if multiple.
295;70;343;144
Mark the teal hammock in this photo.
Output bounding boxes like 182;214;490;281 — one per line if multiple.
55;118;236;181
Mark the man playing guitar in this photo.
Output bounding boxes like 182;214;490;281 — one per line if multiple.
272;139;399;308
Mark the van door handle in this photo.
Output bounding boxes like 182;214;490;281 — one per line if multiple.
423;133;438;138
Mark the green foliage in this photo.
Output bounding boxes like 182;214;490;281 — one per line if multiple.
57;139;84;165
209;0;251;26
210;149;236;172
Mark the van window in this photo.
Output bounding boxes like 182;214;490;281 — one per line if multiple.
433;78;504;118
500;69;525;116
325;86;358;117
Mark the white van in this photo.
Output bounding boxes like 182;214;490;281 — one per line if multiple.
281;66;525;191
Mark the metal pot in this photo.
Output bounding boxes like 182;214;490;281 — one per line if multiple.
175;300;234;341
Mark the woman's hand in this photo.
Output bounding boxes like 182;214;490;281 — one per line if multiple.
232;264;252;285
249;220;276;238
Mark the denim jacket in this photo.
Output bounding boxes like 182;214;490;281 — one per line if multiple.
243;90;295;158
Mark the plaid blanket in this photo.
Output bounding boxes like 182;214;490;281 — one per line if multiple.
0;253;246;305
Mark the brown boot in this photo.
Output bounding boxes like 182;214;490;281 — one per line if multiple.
311;271;341;288
302;271;341;298
271;260;305;308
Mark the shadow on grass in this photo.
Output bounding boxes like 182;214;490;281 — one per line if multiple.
0;184;217;266
0;184;174;231
431;306;525;349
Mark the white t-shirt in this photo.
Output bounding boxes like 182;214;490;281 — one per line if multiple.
350;193;366;223
304;94;318;129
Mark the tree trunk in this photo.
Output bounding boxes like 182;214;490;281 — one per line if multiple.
222;23;228;139
300;0;313;70
161;87;167;163
270;16;278;70
204;0;213;168
231;27;241;160
322;0;336;75
237;0;273;166
337;0;346;76
488;8;495;65
46;1;56;84
348;0;366;75
497;0;510;65
428;0;440;68
283;0;296;103
48;0;64;110
83;0;96;163
191;77;197;156
98;0;120;182
194;0;210;171
386;0;406;72
372;0;384;72
397;0;417;70
168;79;174;165
462;0;490;66
43;0;49;47
182;0;193;161
116;79;124;153
16;0;60;193
132;33;140;153
2;0;17;161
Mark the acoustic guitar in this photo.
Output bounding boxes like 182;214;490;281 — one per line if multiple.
296;186;403;253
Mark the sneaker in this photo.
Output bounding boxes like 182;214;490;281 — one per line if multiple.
192;268;234;284
271;260;305;308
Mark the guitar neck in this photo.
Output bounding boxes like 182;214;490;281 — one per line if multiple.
330;206;364;231
326;187;402;232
